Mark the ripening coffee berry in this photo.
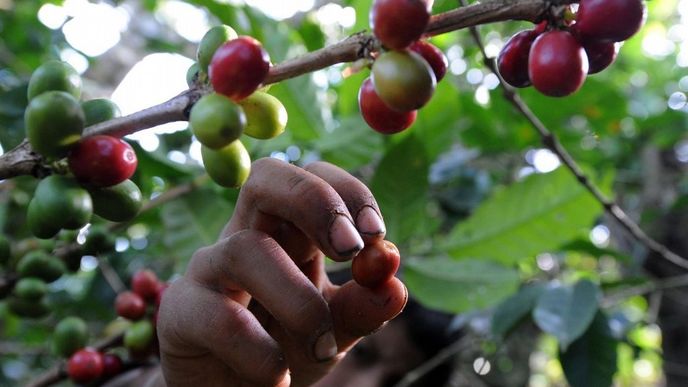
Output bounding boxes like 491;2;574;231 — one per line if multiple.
115;291;147;320
498;29;541;88
201;140;251;188
372;50;436;111
67;348;104;384
582;40;619;74
25;90;85;159
102;353;123;378
370;0;431;49
197;25;238;74
352;240;401;288
358;78;417;134
408;40;448;82
131;269;159;301
27;60;82;101
575;0;645;43
68;135;137;187
210;36;271;101
190;93;246;149
528;30;588;97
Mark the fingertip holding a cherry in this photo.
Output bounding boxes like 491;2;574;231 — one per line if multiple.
328;215;364;260
355;205;386;242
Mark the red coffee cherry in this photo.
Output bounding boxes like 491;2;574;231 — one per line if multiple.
131;269;159;301
68;135;137;187
583;40;619;74
352;240;401;288
67;348;104;384
575;0;645;43
408;40;448;82
528;30;588;97
209;36;271;102
372;50;436;111
115;291;147;320
358;78;417;134
370;0;431;49
102;353;123;378
497;29;541;88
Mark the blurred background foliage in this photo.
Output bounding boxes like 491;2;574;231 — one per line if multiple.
1;0;687;385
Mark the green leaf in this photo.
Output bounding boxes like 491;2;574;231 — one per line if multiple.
560;311;619;387
160;187;234;271
370;134;432;242
443;167;604;264
315;117;383;171
533;279;601;350
404;257;520;313
491;283;546;340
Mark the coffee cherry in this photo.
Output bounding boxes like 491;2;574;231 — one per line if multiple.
82;225;117;255
352;240;401;288
201;140;251;188
54;316;89;358
372;50;436;111
7;297;50;318
102;353;123;378
210;36;271;101
25;90;84;159
131;269;159;301
408;40;448;82
13;277;47;300
124;320;155;353
197;25;238;74
186;62;201;87
115;291;147;320
27;175;92;239
238;91;288;139
67;348;104;384
88;179;143;222
528;30;588;97
81;98;121;126
370;0;431;49
190;93;246;149
68;135;138;187
16;251;66;283
0;234;10;266
575;0;645;43
583;40;619;74
27;60;81;101
498;29;540;88
358;78;417;134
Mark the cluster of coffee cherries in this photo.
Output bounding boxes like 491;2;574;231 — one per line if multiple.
1;226;116;318
60;269;167;384
358;0;448;134
497;0;646;97
24;60;142;238
53;316;123;384
186;25;288;188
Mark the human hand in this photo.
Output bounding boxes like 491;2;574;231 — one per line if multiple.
157;158;408;387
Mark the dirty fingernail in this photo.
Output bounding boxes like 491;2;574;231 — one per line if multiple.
329;215;364;257
314;331;338;361
356;206;386;236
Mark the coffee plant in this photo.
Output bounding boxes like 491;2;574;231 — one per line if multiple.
0;0;686;386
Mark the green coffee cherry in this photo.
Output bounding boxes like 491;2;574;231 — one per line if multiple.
7;297;50;319
16;250;66;283
88;179;142;222
27;175;93;238
13;277;47;300
53;316;89;358
190;93;246;149
238;91;288;139
27;60;81;101
81;98;121;126
197;25;238;73
0;234;10;266
201;140;251;188
124;319;154;352
186;62;201;87
25;91;85;159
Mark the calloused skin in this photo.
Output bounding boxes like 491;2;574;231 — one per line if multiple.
157;158;409;387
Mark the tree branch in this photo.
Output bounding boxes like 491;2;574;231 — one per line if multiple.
0;0;575;180
460;1;688;270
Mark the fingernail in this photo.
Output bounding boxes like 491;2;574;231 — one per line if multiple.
329;215;364;257
314;331;338;361
356;206;386;236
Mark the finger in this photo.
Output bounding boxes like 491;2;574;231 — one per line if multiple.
304;161;386;244
327;277;408;351
157;278;288;386
224;158;364;261
188;230;339;362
